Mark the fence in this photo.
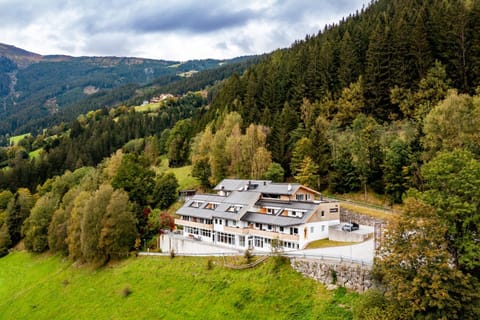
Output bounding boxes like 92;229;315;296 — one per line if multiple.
139;251;372;266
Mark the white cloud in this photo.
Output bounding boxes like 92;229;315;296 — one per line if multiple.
0;0;369;60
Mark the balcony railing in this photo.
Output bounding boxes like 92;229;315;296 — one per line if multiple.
175;219;213;230
223;226;299;241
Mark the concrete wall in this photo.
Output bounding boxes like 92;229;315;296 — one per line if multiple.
290;258;373;292
328;225;371;242
158;233;239;254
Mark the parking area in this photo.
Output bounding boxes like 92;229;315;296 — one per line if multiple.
294;238;375;264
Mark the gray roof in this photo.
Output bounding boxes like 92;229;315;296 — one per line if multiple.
177;190;260;221
241;212;305;227
213;179;318;196
177;179;329;224
214;179;271;191
256;183;301;195
256;199;321;211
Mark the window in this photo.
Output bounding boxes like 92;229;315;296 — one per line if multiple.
321;225;325;232
321;210;325;217
290;227;298;235
239;236;245;247
266;208;276;215
306;194;311;200
291;211;297;216
201;229;211;237
190;201;204;208
205;202;218;210
255;223;261;230
279;226;284;232
296;194;304;201
227;205;242;213
216;232;235;245
310;226;314;233
329;207;339;213
268;224;272;230
254;236;264;248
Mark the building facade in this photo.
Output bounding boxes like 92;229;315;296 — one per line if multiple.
175;179;340;251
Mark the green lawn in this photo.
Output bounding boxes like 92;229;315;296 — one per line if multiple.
305;239;358;249
134;103;162;112
9;133;30;145
0;252;358;320
155;157;200;190
29;148;43;159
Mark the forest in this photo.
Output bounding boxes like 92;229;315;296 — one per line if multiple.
1;0;480;318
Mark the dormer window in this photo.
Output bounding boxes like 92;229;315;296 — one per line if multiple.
287;209;305;218
226;205;242;213
190;201;204;208
205;202;218;210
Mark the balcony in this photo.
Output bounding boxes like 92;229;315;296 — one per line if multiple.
175;219;214;230
223;226;299;241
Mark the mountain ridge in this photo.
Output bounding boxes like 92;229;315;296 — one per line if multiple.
0;42;258;136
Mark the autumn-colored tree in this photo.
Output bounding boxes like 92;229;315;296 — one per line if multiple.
375;197;480;319
66;191;91;261
99;189;137;262
251;147;272;179
80;184;112;263
422;91;480;160
294;156;319;189
0;223;11;257
290;137;314;176
22;194;58;253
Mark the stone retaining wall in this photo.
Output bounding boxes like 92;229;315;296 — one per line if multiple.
290;258;373;292
340;208;386;226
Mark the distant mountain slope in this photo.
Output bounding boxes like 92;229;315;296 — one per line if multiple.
0;43;42;68
0;43;257;136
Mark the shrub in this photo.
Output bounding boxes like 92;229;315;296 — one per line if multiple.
121;286;132;297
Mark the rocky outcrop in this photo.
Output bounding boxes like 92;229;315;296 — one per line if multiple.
340;208;386;226
290;258;373;292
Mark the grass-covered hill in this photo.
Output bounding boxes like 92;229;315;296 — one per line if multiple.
0;252;358;320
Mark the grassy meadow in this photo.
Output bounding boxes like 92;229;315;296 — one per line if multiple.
0;252;358;320
9;133;31;146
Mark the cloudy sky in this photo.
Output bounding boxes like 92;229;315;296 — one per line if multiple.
0;0;369;61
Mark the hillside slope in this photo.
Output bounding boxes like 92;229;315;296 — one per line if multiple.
0;252;358;319
0;43;256;136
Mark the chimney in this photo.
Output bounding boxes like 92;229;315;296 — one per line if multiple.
287;184;292;191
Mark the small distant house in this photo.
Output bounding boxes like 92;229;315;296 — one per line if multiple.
175;179;340;251
149;94;174;104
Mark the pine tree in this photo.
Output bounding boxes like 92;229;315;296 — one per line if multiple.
294;156;320;189
5;188;34;246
